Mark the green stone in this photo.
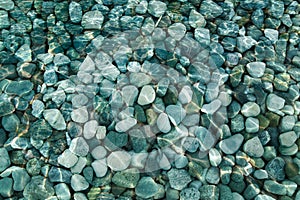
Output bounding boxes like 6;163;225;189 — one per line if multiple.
217;21;239;37
5;80;33;96
81;11;104;29
199;0;223;19
0;177;13;197
243;136;264;157
1;114;20;132
180;187;200;200
15;44;32;62
129;129;147;153
0;10;10;29
274;73;290;91
163;85;178;105
199;185;219;200
231;114;244;133
69;2;82;23
279;144;298;156
148;1;167;17
189;9;206;28
0;148;11;172
23;176;55;199
135;177;159;199
26;158;41;176
167;169;192;190
243;184;260;200
29;119;52;140
245;117;259;133
112;168;140;188
263;180;286;195
12;168;30;191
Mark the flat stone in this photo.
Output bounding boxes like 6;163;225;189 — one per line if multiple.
243;136;264;157
81;11;104;29
58;149;78;168
167;169;192;190
71;106;89;123
69;137;89;157
91;159;107;177
157;112;171;133
263;180;286;196
148;1;167;17
175;154;189;169
83;120;98;139
195;126;215;151
241;102;260;117
168;23;186;41
264;29;278;43
138;85;156;106
254;169;269;180
69;2;82;23
115;118;137;132
43;109;66;130
245;117;259;133
246;62;266;78
71;174;89;192
55;183;71;200
219;134;244;154
91;146;107;160
107;151;131;171
5;80;33;96
112;168;140;188
166;104;186;126
121;85;139;106
266;94;285;112
179;85;193;104
279;131;297;147
135;177;159;199
23;176;55;199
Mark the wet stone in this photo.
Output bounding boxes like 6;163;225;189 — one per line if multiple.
1;114;20;132
168;23;186;41
199;185;219;200
0;10;10;29
279;131;297;147
166;104;186;126
81;10;104;29
43;109;66;130
148;1;167;18
58;149;78;168
15;44;32;62
69;2;82;23
55;183;71;200
23;176;55;199
218;21;239;37
167;169;192;190
180;187;200;200
189;9;206;28
5;80;33;96
265;157;285;181
12;168;30;191
0;148;11;173
112;168;140;188
69;137;89;157
266;94;285;112
245;117;259;133
243;136;264;157
107;151;131;171
246;62;266;78
135;177;159;199
237;36;257;53
263;180;286;196
200;0;223;19
219;134;244;155
157;112;171;133
71;174;89;192
137;85;156;106
91;159;107;178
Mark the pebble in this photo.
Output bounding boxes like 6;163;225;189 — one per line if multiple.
237;36;257;53
81;11;104;29
166;104;186;126
83;120;98;139
218;21;239;37
246;62;266;78
168;23;186;41
69;2;82;23
263;180;286;196
91;146;107;160
58;149;78;168
71;106;89;123
137;85;156;106
112;168;140;188
55;183;71;200
23;176;55;199
0;177;13;197
266;94;285;112
0;0;14;10
0;148;10;173
201;99;222;114
54;53;71;66
219;134;244;155
180;187;200;200
200;0;223;19
107;151;131;171
69;137;89;157
148;1;167;18
167;168;192;190
15;44;32;62
265;157;285;181
243;136;264;157
195;126;216;151
91;159;107;177
245;117;259;133
1;114;20;132
121;85;138;106
48;167;72;183
189;9;206;28
157;112;171;133
206;167;220;184
115;117;137;132
130;72;152;88
43;109;66;130
71;157;87;174
5;80;33;96
209;148;222;167
178;85;193;104
199;185;219;200
32;100;45;118
279;131;297;147
71;174;89;192
135;177;159;199
241;102;260;117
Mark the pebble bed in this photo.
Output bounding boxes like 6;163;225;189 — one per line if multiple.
0;0;300;200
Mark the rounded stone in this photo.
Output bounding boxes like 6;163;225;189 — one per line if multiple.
71;174;89;192
107;151;131;171
137;85;156;106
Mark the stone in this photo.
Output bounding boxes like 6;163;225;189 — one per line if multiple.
157;112;171;133
115;118;137;132
279;116;295;132
219;134;244;155
15;44;32;62
148;1;167;18
195;126;215;152
279;131;297;147
12;168;30;191
254;169;268;180
282;180;297;196
199;185;219;200
81;11;104;29
168;23;186;41
69;2;82;23
135;177;159;199
264;29;278;43
104;131;128;151
83;120;98;140
138;85;156;106
269;0;284;19
263;180;286;196
91;159;107;177
91;146;107;160
107;151;131;171
255;194;276;200
243;184;260;200
0;0;14;10
200;0;223;19
69;137;89;157
112;168;140;188
43;109;66;130
1;114;20;132
195;27;210;47
266;94;285;112
206;167;220;184
265;157;285;181
243;136;264;157
237;36;257;53
166;104;186;126
71;106;89;123
0;177;13;197
189;9;206;28
71;174;89;192
246;62;266;78
5;80;33;96
175;154;188;169
0;10;10;29
54;53;70;66
241;102;260;117
209;148;222;167
121;85;138;106
180;187;200;200
58;149;78;168
71;157;87;174
55;183;71;200
218;21;239;37
178;85;193;104
48;167;72;183
201;99;222;114
23;176;55;199
32;100;45;118
0;148;10;173
129;72;152;88
74;193;88;200
245;117;259;133
44;70;58;86
167;168;192;190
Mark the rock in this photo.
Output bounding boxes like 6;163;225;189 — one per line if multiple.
255;194;276;200
209;148;222;167
58;149;78;168
83;120;98;139
264;29;278;43
157;112;171;133
32;100;45;118
265;157;285;181
129;72;152;88
241;102;260;117
44;69;58;86
71;174;89;192
69;137;89;157
175;154;188;169
91;159;107;177
12;168;30;191
26;158;41;176
237;36;257;53
48;167;72;183
23;176;55;199
166;104;186;126
180;187;200;200
112;168;140;188
71;106;89;123
55;183;71;200
206;167;220;184
167;168;192;190
0;177;13;197
115;118;137;132
179;85;193;104
195;27;210;47
0;0;14;10
243;136;264;157
201;99;222;114
168;23;186;41
148;1;167;17
266;94;285;112
107;151;131;171
279;131;297;147
199;185;219;200
104;131;128;151
218;21;239;37
135;177;159;199
121;85;138;106
195;126;216;151
81;11;104;29
43;109;66;130
246;62;266;78
263;180;286;196
0;148;10;173
1;114;20;132
268;0;284;19
91;146;107;160
69;2;82;23
189;9;206;28
200;0;223;19
5;80;33;96
282;180;297;196
219;134;244;154
245;117;259;133
243;184;260;200
15;44;32;62
137;85;156;106
54;53;70;66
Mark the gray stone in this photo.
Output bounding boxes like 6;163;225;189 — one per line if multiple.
71;174;89;192
107;151;131;171
43;109;66;130
157;112;171;133
115;118;137;132
195;126;216;152
167;168;192;190
279;131;297;147
69;2;82;23
91;146;107;160
218;21;239;37
219;134;244;155
199;185;219;200
179;85;193;104
175;154;188;169
243;136;264;157
55;183;71;200
201;99;222;114
266;94;285;112
71;106;89;123
264;29;278;43
54;53;71;66
58;149;78;168
81;11;104;29
91;159;107;178
12;168;30;191
48;167;72;183
209;148;222;167
130;72;152;88
166;104;186;126
138;85;156;106
121;85;138;106
32;100;45;118
148;1;167;18
83;120;98;139
189;9;206;28
69;137;89;157
168;23;186;41
135;177;159;199
71;157;87;174
245;117;259;133
246;62;266;78
241;102;260;117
